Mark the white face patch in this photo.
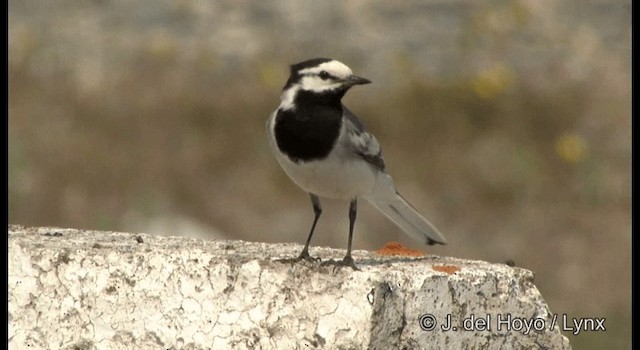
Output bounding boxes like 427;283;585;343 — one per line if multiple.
298;75;343;92
279;85;299;110
297;60;353;93
299;60;353;79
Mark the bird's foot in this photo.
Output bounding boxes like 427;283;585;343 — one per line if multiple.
277;249;321;264
320;255;360;271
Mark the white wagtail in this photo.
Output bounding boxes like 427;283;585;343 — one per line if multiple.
266;58;447;270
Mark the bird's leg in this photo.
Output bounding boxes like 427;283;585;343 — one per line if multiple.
346;199;357;256
321;198;360;271
277;194;322;265
343;198;360;270
296;194;322;262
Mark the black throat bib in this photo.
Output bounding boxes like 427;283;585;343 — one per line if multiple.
274;90;345;163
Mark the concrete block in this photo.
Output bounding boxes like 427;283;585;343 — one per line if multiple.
8;225;570;349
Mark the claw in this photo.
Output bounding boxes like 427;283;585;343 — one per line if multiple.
297;250;321;263
320;255;360;271
277;248;321;264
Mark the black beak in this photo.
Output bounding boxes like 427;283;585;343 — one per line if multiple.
346;75;372;86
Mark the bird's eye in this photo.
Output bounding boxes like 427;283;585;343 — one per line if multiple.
319;70;331;80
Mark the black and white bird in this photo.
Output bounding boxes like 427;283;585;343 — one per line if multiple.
266;58;447;270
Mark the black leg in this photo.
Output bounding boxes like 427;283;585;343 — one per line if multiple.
297;193;322;261
345;199;357;259
342;199;359;270
321;198;360;271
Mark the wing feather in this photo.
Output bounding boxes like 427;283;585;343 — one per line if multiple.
342;106;385;171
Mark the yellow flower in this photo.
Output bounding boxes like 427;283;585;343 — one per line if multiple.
555;133;588;163
258;62;286;90
471;64;514;99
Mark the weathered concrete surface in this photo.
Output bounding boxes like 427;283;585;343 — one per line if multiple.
8;225;570;349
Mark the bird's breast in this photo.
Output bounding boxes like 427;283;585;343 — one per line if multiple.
273;106;342;163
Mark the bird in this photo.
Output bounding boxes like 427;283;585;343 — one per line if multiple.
266;58;447;270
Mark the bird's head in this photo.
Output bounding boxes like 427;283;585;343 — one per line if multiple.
280;58;370;110
287;57;370;91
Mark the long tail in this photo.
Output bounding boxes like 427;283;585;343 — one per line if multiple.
364;173;447;245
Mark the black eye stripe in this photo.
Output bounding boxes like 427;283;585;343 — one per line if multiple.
319;70;331;80
299;70;336;81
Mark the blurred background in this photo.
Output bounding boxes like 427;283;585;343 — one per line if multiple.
9;0;630;348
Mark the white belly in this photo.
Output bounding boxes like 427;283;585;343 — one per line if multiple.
275;150;377;199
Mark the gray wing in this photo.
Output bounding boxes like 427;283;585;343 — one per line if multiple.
342;106;386;171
